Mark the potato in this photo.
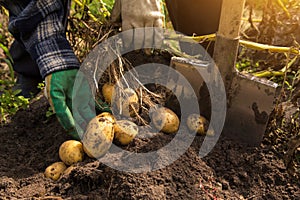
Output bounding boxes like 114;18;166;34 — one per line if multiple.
116;88;139;117
44;161;67;181
186;114;209;135
82;114;114;158
114;120;139;145
102;83;115;104
59;140;84;166
151;107;180;134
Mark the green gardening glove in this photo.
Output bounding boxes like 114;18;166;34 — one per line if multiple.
45;69;111;140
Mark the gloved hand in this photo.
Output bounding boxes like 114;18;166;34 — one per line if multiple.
111;0;164;50
2;0;112;139
45;69;111;140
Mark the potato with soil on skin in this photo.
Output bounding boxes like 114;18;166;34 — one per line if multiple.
116;88;140;117
186;114;212;136
59;140;84;166
114;120;139;145
151;107;180;134
44;161;67;181
102;83;115;104
82;114;114;158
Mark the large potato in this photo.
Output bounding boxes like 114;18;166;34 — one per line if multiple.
59;140;84;166
114;120;139;145
116;88;139;117
186;114;209;135
44;161;67;181
151;107;180;134
82;114;114;158
102;83;115;104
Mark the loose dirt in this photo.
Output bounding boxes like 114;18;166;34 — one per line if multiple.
0;51;299;199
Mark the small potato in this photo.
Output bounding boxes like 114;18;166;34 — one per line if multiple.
44;162;67;181
151;107;180;134
116;88;139;117
102;83;115;104
59;140;84;166
82;115;114;158
186;114;209;135
114;120;139;145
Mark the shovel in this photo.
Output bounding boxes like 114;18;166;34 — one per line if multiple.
170;0;279;145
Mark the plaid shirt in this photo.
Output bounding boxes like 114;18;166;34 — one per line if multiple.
0;0;79;78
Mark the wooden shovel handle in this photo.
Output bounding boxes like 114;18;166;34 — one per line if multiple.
213;0;246;88
218;0;246;39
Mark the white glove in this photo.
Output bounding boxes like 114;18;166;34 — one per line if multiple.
111;0;164;50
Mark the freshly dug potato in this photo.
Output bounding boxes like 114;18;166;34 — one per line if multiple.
114;120;139;145
82;114;114;158
59;140;84;165
44;162;67;181
151;107;180;134
116;88;139;117
186;114;209;135
102;83;115;104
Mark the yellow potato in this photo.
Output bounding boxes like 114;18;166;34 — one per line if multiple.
114;120;139;145
102;83;115;104
151;107;180;134
82;115;114;158
59;140;84;166
186;114;209;135
116;88;139;117
44;162;67;181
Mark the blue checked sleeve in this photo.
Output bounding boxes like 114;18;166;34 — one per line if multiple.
6;0;79;78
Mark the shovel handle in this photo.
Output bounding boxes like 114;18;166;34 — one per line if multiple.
218;0;245;39
213;0;246;87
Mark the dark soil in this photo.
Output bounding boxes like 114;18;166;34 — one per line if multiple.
1;50;300;200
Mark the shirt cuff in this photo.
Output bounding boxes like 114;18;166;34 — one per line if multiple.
30;36;80;78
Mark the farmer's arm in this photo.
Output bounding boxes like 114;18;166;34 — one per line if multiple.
0;0;102;139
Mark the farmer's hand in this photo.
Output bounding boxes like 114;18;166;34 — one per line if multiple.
111;0;164;50
45;69;110;140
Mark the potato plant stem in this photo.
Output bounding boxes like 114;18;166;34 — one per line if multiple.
170;34;300;55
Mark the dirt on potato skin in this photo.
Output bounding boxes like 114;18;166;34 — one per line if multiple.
0;52;300;200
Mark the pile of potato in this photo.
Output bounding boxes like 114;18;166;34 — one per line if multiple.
45;85;213;181
44;112;140;181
